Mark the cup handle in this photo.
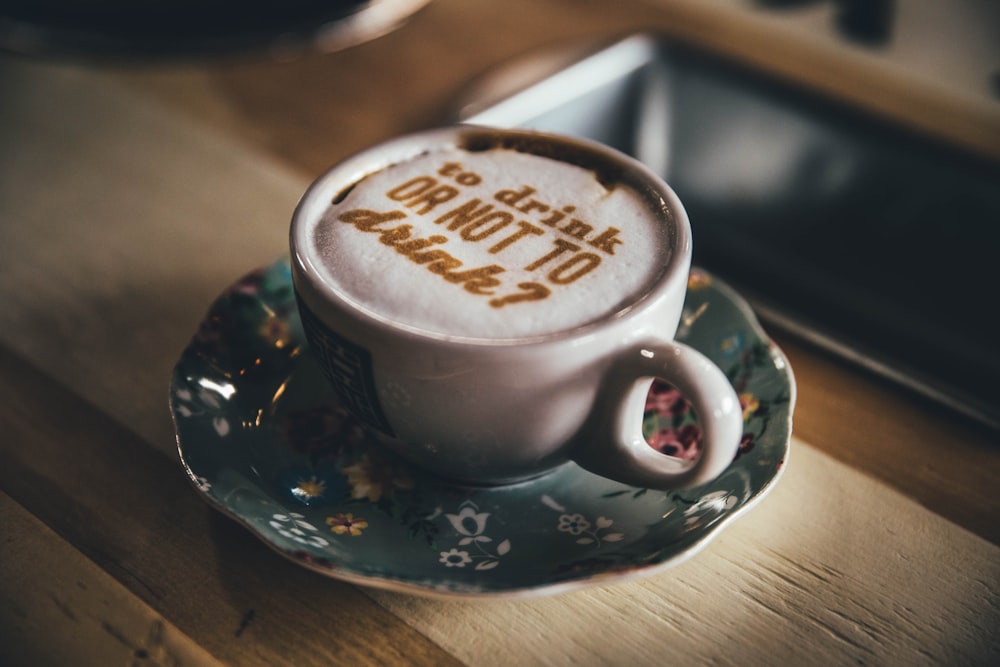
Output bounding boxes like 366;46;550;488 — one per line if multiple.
573;341;743;489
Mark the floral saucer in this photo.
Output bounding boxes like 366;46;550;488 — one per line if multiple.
171;258;794;598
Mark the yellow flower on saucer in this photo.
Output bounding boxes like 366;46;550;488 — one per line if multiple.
326;513;368;536
740;393;760;421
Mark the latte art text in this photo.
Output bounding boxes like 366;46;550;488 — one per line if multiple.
336;161;627;308
337;207;512;297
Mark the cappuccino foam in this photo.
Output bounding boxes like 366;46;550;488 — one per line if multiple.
309;146;670;339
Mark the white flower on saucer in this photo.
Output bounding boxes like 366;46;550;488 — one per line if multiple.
439;548;473;568
546;496;625;546
269;512;329;548
439;500;511;571
441;549;472;567
173;385;233;438
445;502;490;541
557;513;591;535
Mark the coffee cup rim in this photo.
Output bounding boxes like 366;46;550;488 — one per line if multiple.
290;125;692;348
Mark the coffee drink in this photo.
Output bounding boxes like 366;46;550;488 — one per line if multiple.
304;135;672;339
291;127;741;489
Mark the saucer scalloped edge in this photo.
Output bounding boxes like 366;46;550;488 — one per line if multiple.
170;258;795;599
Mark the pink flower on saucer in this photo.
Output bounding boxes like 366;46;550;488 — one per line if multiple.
648;423;703;461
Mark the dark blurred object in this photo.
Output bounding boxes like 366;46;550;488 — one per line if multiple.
754;0;819;7
755;0;895;47
834;0;895;45
0;0;430;59
452;34;1000;431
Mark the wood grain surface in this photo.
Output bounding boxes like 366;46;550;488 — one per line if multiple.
1;0;998;665
369;441;999;666
0;346;462;667
1;491;224;667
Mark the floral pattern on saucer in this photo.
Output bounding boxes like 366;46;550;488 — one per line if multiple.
171;258;794;598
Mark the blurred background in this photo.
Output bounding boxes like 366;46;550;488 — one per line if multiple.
2;0;999;431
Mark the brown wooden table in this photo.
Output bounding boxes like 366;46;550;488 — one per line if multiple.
2;1;998;665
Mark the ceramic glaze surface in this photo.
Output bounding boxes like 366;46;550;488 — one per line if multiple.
171;258;794;598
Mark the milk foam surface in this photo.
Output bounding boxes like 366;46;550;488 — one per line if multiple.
310;147;669;339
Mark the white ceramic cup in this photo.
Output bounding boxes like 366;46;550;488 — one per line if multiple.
290;126;742;488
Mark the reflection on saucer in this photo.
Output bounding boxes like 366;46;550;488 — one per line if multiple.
171;258;794;598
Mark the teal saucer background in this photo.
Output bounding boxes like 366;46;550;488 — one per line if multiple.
170;258;794;598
